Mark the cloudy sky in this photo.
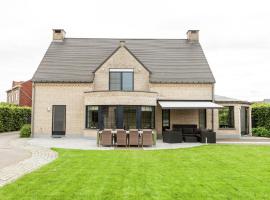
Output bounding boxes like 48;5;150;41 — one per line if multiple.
0;0;269;102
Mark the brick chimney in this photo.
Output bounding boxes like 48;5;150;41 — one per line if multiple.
187;30;199;42
53;29;66;41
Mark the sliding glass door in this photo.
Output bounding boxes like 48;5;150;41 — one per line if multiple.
85;105;155;130
123;106;137;129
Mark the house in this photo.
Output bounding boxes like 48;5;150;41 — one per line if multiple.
31;29;251;139
6;80;32;107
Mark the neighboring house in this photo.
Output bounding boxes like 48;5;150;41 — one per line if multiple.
31;29;251;139
6;80;32;107
252;99;270;104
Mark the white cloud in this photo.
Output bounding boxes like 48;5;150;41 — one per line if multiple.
0;0;269;101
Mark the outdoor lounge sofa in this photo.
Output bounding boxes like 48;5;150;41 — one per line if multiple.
173;124;200;142
162;130;183;143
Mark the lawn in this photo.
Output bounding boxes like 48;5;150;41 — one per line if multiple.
1;145;270;200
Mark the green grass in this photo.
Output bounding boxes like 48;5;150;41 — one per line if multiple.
1;145;270;200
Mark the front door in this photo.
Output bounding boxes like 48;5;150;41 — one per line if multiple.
52;105;66;135
240;106;249;135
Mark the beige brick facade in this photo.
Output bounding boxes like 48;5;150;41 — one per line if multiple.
94;46;150;91
32;83;93;137
33;45;249;139
150;83;213;100
213;103;252;138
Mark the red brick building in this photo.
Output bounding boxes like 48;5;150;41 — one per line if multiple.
6;80;32;107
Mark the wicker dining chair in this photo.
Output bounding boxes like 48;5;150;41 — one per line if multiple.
142;129;153;146
116;129;127;147
100;129;113;146
129;129;140;147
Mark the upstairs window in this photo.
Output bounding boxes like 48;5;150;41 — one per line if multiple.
219;106;235;128
109;69;134;91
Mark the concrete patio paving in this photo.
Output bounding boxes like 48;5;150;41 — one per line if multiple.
28;137;203;150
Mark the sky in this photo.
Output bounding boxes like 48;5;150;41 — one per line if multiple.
0;0;269;102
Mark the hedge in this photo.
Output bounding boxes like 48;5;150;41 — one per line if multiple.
252;103;270;131
252;127;270;137
20;124;31;137
0;103;31;133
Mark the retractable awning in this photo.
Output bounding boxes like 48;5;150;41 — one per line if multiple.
158;101;223;109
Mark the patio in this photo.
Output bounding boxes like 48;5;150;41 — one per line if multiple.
29;137;202;150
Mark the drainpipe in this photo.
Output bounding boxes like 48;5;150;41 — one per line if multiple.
212;84;215;130
31;82;35;138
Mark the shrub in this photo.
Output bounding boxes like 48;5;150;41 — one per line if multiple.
252;103;270;130
20;124;31;138
0;105;31;133
252;127;270;137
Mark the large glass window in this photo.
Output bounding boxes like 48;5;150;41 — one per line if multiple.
162;109;170;130
103;106;117;129
109;71;133;91
219;106;235;128
199;109;206;129
86;106;98;129
123;106;137;129
141;106;155;129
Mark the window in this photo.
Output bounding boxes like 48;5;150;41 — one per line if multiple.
86;106;98;129
103;106;117;129
199;109;206;129
123;106;137;129
219;106;234;128
162;109;170;130
109;69;134;91
141;106;155;129
109;72;121;90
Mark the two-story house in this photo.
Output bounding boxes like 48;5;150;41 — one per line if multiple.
6;80;32;107
31;29;251;139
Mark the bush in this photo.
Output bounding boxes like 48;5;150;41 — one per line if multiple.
20;124;31;138
252;103;270;130
252;127;270;137
0;105;31;133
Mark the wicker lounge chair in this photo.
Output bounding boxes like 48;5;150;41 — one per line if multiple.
129;129;140;147
116;129;127;147
142;129;153;146
100;129;113;146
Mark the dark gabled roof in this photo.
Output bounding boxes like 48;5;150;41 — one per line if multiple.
215;95;251;104
32;38;215;83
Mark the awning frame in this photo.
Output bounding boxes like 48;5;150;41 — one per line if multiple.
158;100;223;109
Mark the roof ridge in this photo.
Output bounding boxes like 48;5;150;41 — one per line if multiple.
64;38;188;40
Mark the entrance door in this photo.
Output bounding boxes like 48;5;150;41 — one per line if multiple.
52;105;66;135
240;107;249;135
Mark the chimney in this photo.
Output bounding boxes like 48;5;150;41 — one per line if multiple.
187;30;199;42
119;40;125;47
53;29;66;41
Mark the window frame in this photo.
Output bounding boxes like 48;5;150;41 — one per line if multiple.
141;106;155;129
109;70;134;91
162;109;170;131
85;106;99;129
218;106;235;129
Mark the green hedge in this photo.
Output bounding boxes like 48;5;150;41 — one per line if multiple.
0;104;31;133
252;127;270;137
252;103;270;130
